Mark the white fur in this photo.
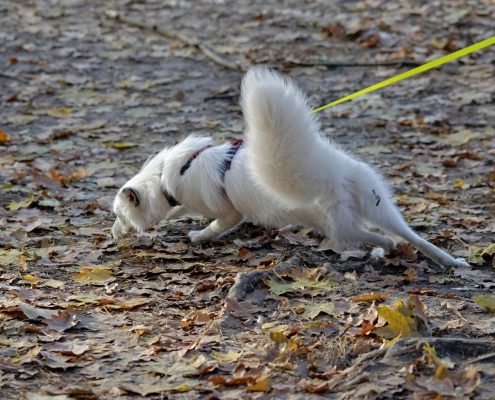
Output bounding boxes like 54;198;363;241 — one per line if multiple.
111;68;469;268
242;67;468;268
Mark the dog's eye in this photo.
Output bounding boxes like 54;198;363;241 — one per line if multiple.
122;187;140;207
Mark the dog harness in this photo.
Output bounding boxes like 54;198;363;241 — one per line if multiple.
163;139;243;207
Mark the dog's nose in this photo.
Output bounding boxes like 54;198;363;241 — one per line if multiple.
111;220;125;240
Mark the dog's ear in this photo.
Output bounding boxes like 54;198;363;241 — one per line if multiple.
122;187;140;207
140;154;154;171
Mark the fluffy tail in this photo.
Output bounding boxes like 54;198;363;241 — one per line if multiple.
242;67;331;208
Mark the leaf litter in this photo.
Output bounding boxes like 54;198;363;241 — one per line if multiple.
0;0;494;398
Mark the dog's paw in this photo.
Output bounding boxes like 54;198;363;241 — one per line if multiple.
188;230;208;243
371;247;386;260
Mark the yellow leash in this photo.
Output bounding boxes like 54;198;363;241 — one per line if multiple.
312;36;495;113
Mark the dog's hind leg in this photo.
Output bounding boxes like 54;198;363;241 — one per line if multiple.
352;229;396;253
362;193;469;268
188;211;243;243
320;203;395;253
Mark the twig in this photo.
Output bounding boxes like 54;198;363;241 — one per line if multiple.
0;72;28;83
285;59;421;70
467;352;495;364
104;10;243;72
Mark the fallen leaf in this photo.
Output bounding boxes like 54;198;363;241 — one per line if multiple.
39;279;65;289
0;129;10;143
374;298;425;339
7;195;34;211
301;302;336;319
73;267;115;285
107;142;138;149
20;303;58;320
469;244;495;265
246;378;270;392
43;310;79;332
41;351;76;370
212;350;242;363
6;114;38;125
46;108;73;117
351;292;391;302
269;331;287;343
266;276;334;296
106;297;151;310
21;274;43;284
304;380;329;394
473;295;495;312
442;130;479;146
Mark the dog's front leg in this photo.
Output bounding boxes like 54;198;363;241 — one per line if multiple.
166;205;189;220
188;212;243;243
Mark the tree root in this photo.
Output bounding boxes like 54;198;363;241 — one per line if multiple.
327;337;495;391
227;255;302;302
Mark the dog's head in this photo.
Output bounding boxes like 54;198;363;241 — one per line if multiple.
112;150;174;240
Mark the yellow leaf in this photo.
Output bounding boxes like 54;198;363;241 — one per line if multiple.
108;142;138;149
378;305;412;336
21;274;43;283
385;333;402;347
246;378;270;392
7;195;34;211
452;179;469;189
294;304;305;314
46;108;73;117
212;350;242;363
435;363;449;379
442;129;479;146
73;267;114;285
288;339;299;352
473;295;495;312
174;383;190;392
351;292;391;302
270;331;287;343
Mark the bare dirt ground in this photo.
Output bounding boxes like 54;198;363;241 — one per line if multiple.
1;0;495;399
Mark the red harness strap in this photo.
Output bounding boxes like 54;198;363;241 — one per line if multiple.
165;139;243;205
179;144;213;175
219;139;243;183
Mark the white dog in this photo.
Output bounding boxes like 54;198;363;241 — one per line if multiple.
112;68;468;268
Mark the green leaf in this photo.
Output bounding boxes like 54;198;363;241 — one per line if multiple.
7;195;34;211
266;276;334;296
0;249;21;266
266;278;292;295
46;108;73;117
302;302;336;319
38;198;61;208
211;350;242;363
469;244;495;265
6;114;38;125
442;129;479;146
473;295;495;312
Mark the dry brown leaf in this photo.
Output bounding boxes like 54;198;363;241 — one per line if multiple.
351;292;391;303
72;267;115;285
